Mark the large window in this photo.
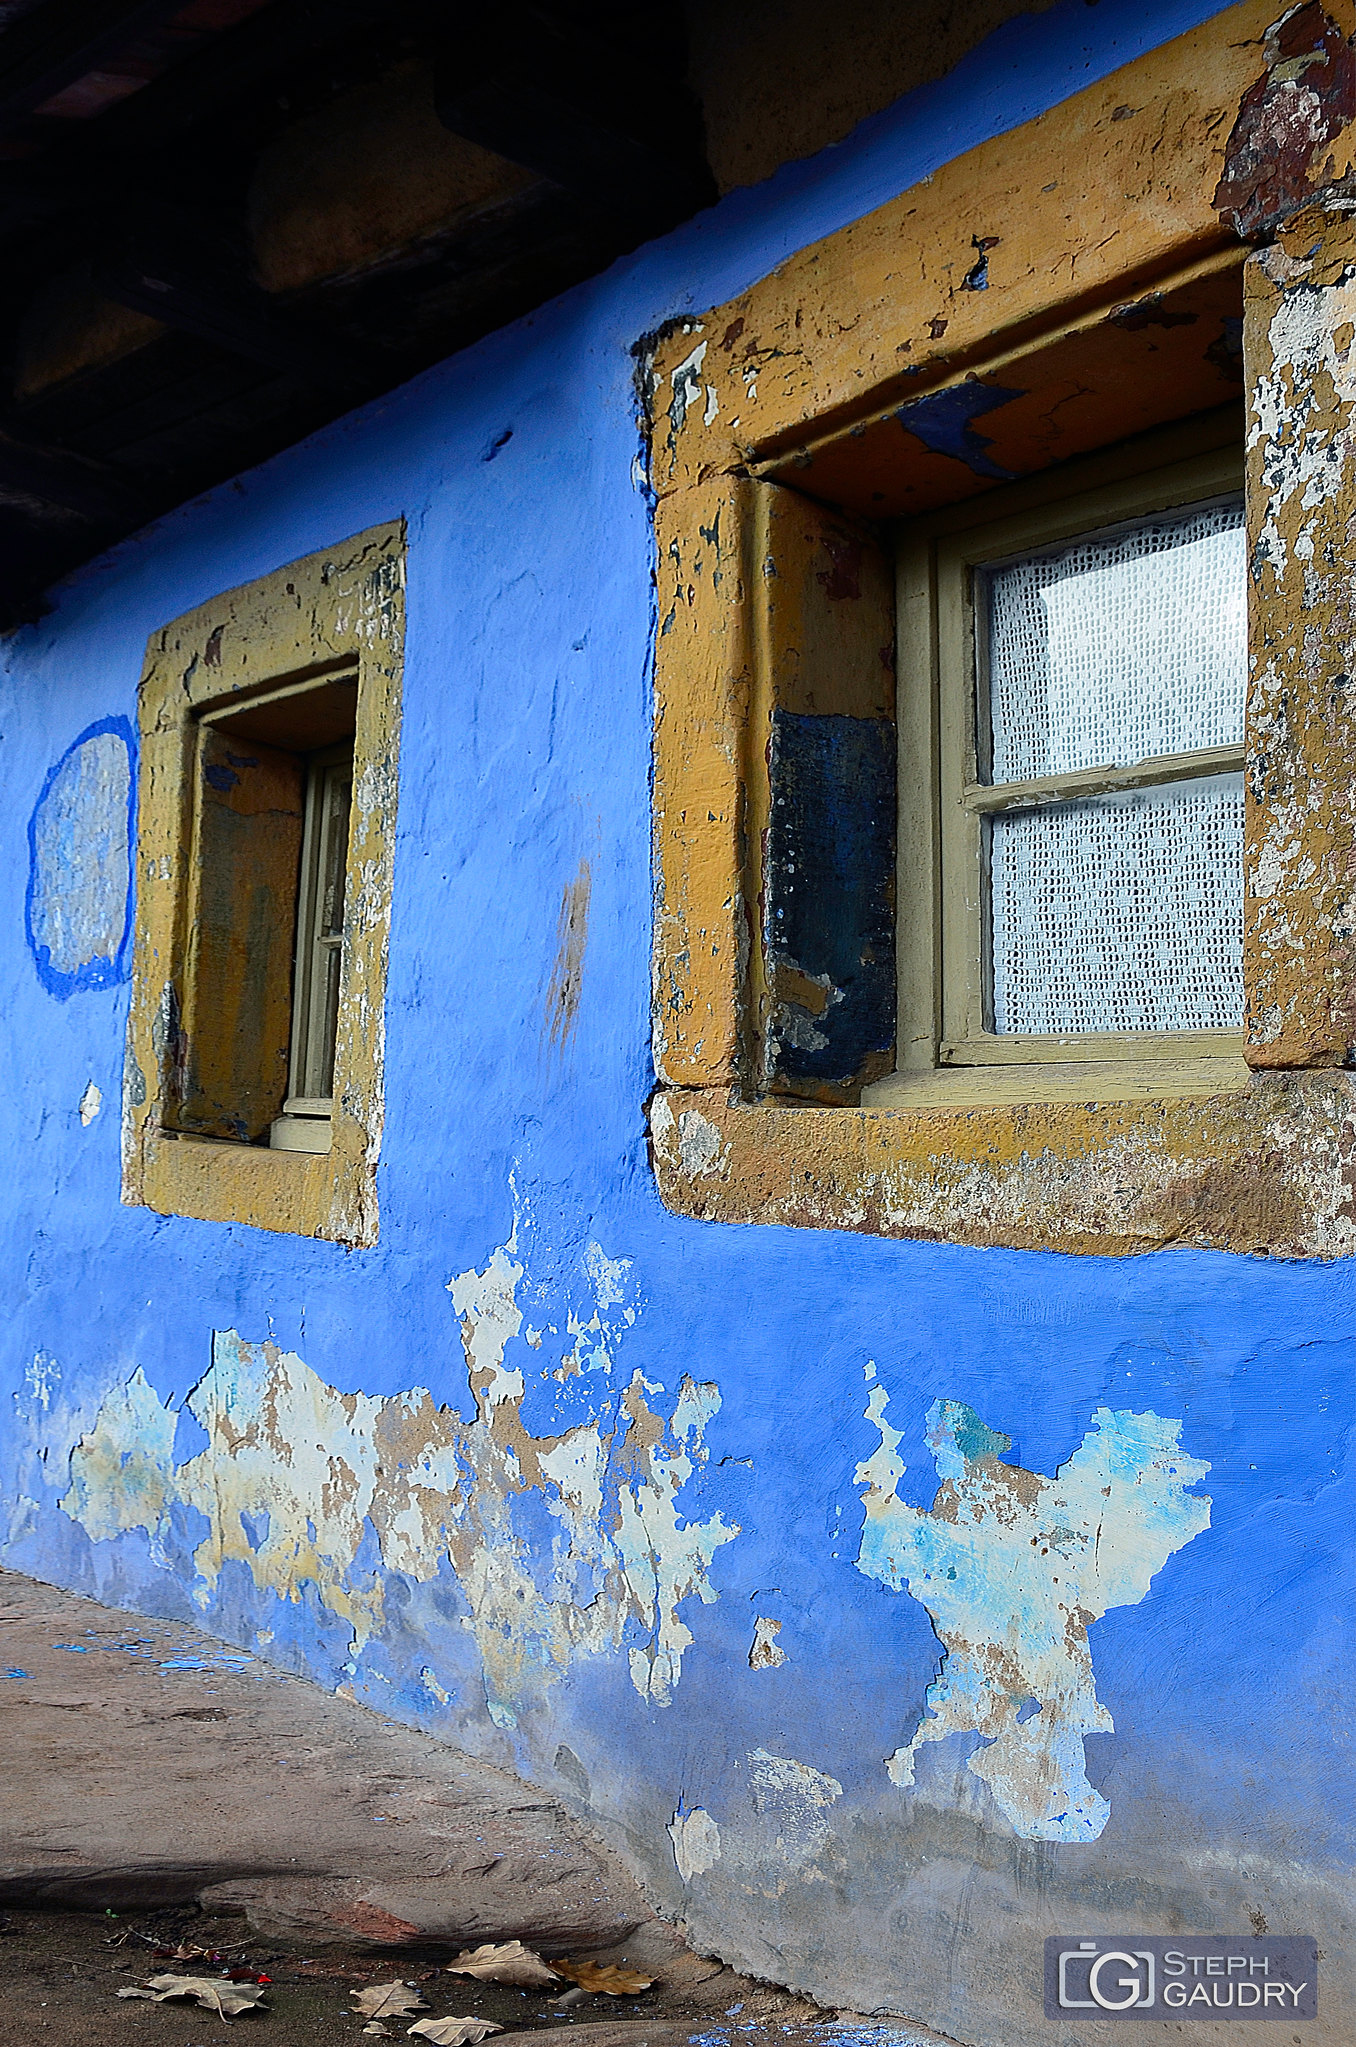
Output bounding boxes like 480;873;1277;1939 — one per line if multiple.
644;9;1356;1257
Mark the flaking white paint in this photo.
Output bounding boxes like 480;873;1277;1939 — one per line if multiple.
59;1220;738;1722
856;1389;1210;1842
669;1805;722;1880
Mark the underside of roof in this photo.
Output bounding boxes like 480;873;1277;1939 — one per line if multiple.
0;0;716;625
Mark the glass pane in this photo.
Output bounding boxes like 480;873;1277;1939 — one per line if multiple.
298;759;352;1101
983;501;1246;782
318;766;351;940
989;774;1244;1034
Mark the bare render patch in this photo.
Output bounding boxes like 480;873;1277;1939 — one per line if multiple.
855;1384;1210;1842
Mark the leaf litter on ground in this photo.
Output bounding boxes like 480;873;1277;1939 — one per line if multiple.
550;1959;656;1995
444;1941;560;1987
352;1981;431;2018
114;1972;268;2015
407;2019;503;2045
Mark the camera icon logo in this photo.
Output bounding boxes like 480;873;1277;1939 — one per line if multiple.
1058;1942;1156;2011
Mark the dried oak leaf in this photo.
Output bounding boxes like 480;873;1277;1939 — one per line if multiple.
115;1973;268;2015
445;1941;560;1988
550;1960;655;1995
353;1981;430;2018
407;2020;503;2045
362;2027;393;2039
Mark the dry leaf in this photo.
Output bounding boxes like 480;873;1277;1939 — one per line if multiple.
445;1941;559;1988
114;1973;268;2015
353;1981;431;2018
550;1959;655;1996
362;2028;393;2039
407;2020;503;2045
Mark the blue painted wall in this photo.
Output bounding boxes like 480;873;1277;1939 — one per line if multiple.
2;5;1352;2042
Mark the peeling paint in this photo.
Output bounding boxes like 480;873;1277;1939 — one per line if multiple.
59;1221;737;1723
1214;2;1356;240
669;1805;722;1880
894;380;1023;478
747;1749;843;1856
856;1391;1210;1841
1243;210;1356;1066
651;1076;1356;1257
748;1616;786;1668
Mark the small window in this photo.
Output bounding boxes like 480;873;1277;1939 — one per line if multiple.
876;429;1249;1104
125;521;404;1244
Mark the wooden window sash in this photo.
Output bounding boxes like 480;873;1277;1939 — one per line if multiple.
916;427;1247;1073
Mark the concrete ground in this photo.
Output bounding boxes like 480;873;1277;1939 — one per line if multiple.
0;1570;947;2047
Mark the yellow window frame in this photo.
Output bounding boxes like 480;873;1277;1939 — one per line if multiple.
122;522;405;1245
644;0;1356;1258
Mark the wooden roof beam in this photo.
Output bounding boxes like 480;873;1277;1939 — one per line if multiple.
0;427;144;521
433;12;713;225
0;0;187;132
94;210;371;389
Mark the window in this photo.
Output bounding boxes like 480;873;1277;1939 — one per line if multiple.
123;523;404;1244
643;13;1356;1257
183;674;359;1156
875;432;1250;1106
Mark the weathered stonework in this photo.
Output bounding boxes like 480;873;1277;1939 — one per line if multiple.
650;1074;1356;1259
1244;207;1356;1067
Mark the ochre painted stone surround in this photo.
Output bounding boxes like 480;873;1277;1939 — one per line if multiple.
645;0;1356;1257
123;523;405;1245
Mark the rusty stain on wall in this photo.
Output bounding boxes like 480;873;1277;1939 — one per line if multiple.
544;859;591;1052
57;1216;737;1726
856;1383;1211;1841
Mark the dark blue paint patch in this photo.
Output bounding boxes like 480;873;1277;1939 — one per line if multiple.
961;236;999;291
895;380;1025;479
25;715;135;999
766;710;895;1086
172;1404;211;1466
204;762;239;791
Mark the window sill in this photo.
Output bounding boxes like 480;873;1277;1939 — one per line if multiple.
649;1070;1356;1259
862;1055;1252;1109
128;1126;374;1244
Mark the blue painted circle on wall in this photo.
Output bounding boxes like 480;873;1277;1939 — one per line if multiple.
25;716;135;999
